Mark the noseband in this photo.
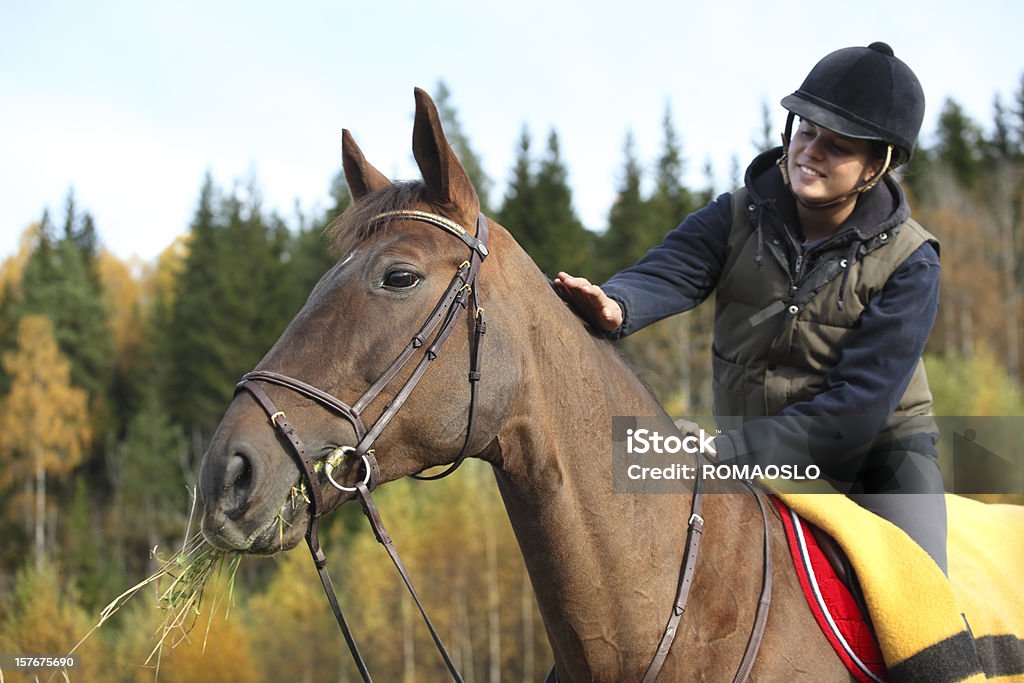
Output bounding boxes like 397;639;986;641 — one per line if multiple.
236;210;489;682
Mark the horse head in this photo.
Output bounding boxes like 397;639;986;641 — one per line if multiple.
199;88;523;554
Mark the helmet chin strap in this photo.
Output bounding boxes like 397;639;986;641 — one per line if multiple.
777;112;893;211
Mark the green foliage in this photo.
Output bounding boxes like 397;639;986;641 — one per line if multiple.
283;170;347;309
110;384;192;575
63;476;126;612
162;174;294;437
926;347;1024;417
597;130;649;280
935;98;986;190
497;127;593;277
13;196;115;434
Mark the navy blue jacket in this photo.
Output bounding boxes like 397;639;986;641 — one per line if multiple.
601;150;940;466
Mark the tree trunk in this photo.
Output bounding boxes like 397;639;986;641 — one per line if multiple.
35;460;46;570
457;568;476;683
486;520;500;683
403;591;416;683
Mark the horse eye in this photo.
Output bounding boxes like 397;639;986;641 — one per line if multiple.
383;270;421;290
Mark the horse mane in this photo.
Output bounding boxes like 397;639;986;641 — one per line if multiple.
326;181;428;255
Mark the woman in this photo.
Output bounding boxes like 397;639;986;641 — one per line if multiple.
554;42;948;574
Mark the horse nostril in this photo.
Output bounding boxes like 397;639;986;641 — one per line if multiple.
225;452;252;489
223;451;255;517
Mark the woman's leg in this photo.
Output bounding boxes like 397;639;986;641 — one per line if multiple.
846;449;948;575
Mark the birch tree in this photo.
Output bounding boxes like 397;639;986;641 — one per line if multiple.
0;315;91;569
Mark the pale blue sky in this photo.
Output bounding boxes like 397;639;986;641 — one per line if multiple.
2;0;1022;262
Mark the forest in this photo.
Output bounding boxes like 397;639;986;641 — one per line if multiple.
1;79;1023;681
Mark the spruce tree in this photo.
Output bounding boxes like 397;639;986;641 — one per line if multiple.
598;131;651;280
286;169;352;311
935;98;984;190
16;195;114;444
497;127;540;259
163;173;295;441
163;173;223;435
650;104;695;237
497;127;592;277
532;130;591;277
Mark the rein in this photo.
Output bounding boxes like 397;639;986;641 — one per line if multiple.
234;209;772;682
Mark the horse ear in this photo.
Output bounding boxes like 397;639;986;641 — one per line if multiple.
412;87;480;218
342;129;392;200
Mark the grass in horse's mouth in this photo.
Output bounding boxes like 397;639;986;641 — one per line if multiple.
70;487;244;678
279;481;311;549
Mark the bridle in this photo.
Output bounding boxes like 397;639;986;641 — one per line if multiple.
232;209;772;682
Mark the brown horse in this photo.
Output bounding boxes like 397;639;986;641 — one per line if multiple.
199;88;852;681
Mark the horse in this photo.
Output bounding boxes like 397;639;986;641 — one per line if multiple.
198;88;852;681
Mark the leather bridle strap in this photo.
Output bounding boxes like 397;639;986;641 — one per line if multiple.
731;482;773;683
356;482;463;676
640;469;705;683
637;468;773;683
237;379;373;680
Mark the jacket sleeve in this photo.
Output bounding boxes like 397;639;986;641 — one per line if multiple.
714;240;941;468
601;193;733;339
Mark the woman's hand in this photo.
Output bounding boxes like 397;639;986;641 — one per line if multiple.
553;272;624;332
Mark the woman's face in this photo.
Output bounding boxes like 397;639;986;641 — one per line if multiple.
786;119;882;205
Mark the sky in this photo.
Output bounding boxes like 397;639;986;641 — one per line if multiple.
2;0;1022;264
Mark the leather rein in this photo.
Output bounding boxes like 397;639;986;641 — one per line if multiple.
233;209;772;682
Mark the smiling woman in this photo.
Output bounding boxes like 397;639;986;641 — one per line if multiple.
784;120;886;240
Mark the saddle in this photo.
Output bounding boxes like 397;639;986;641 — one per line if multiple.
774;497;888;683
777;491;1024;682
808;522;871;623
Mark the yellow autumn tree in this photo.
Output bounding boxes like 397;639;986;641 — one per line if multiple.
97;250;149;366
0;315;91;569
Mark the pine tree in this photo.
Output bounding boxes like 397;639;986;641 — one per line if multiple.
645;110;712;413
15;197;114;452
531;130;591;276
163;173;294;440
163;173;223;434
286;169;352;309
597;130;651;280
935;98;984;190
1014;73;1024;159
650;103;695;233
497;127;592;277
988;95;1015;162
108;382;190;578
497;127;540;258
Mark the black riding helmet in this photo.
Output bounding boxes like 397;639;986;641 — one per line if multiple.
781;41;926;168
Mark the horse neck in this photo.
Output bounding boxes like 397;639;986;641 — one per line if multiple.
487;254;696;673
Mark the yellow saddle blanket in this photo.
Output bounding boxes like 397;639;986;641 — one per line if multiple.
776;492;1024;682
